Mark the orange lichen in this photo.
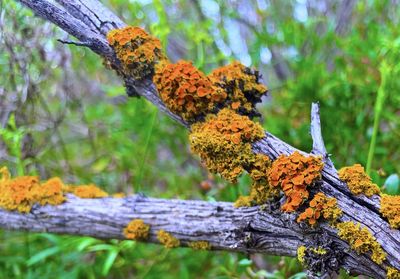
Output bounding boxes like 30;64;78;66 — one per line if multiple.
380;194;400;229
297;192;342;225
0;167;65;213
190;108;264;183
336;221;386;264
154;60;227;121
123;219;150;240
387;267;400;279
267;151;324;212
209;61;267;117
188;241;211;250
107;26;165;79
338;164;380;196
157;230;180;248
35;177;66;206
66;184;108;199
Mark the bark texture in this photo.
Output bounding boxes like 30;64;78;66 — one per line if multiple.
4;1;400;278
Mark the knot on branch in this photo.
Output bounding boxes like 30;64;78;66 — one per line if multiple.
298;232;343;278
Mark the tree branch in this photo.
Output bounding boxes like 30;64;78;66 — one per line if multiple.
9;0;400;278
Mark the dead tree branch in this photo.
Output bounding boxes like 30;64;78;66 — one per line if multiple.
5;1;400;278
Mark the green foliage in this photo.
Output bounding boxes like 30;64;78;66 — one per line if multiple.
1;0;400;278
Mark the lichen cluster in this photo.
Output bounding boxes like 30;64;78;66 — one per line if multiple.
123;219;150;240
208;61;267;117
187;241;211;250
154;60;227;121
190;108;264;183
65;184;109;199
380;194;400;229
267;151;324;212
157;230;180;248
338;164;380;196
0;167;65;213
387;268;400;279
297;192;342;225
336;221;386;264
107;26;165;79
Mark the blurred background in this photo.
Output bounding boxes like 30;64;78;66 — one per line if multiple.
0;0;399;278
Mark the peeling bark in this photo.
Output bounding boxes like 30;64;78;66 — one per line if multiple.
5;1;400;278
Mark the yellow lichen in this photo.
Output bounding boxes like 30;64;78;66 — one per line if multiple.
209;61;267;117
154;60;227;121
0;167;65;213
157;230;180;248
188;241;211;250
68;184;109;199
387;267;400;279
297;192;342;225
336;221;386;264
123;219;150;240
234;154;279;207
380;194;400;229
190;108;264;183
338;164;380;196
267;151;324;212
107;26;165;79
297;246;306;264
113;192;126;198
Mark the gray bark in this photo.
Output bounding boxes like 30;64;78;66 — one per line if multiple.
6;1;400;278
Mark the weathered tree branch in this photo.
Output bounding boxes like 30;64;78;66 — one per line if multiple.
6;1;400;278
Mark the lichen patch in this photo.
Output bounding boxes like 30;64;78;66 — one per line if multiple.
338;164;380;197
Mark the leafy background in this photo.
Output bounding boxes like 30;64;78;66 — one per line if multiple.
0;0;399;278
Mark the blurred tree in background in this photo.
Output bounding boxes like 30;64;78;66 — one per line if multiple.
0;0;399;278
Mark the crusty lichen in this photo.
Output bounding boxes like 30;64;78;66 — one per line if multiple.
338;164;380;196
267;151;324;212
123;219;150;240
157;230;180;248
387;267;400;279
208;61;267;118
297;245;306;264
0;167;65;213
107;26;165;79
154;60;227;121
380;194;400;229
234;154;279;207
336;221;386;264
112;192;126;198
188;241;211;250
297;192;342;225
65;184;109;199
190;108;264;183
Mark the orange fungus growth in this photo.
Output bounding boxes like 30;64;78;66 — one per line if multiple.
380;194;400;229
157;230;180;248
338;164;380;196
297;192;342;225
267;151;324;212
336;221;386;264
107;26;164;79
123;219;150;240
189;108;264;183
0;167;65;213
154;60;227;121
208;61;267;117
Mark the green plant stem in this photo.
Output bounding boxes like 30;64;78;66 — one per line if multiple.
366;61;390;175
